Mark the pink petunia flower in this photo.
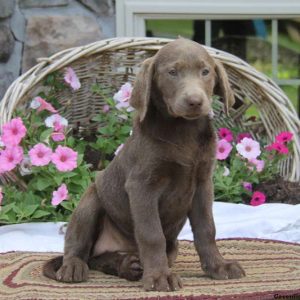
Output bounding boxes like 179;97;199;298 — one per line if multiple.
115;143;124;156
45;114;68;131
1;117;27;146
102;104;110;113
51;132;65;142
216;139;232;160
249;158;265;173
64;67;81;91
266;142;289;154
113;83;134;111
243;182;253;192
250;191;266;206
52;146;78;172
237;132;252;143
275;131;293;144
218;128;233;142
236;137;261;160
265;144;273;151
0;146;23;173
29;143;52;166
51;184;68;206
30;97;57;113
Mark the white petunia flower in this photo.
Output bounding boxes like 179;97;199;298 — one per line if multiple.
223;166;230;176
236;137;261;160
30;97;41;109
45;114;68;128
19;155;33;176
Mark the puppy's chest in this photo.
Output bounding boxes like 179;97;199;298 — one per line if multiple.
160;142;212;191
158;153;202;222
157;143;214;221
164;141;212;172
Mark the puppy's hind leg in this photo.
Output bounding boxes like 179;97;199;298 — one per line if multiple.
89;252;143;281
43;177;105;283
43;256;63;280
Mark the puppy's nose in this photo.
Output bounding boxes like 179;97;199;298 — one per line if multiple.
186;95;203;107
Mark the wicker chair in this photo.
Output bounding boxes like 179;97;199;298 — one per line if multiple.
0;37;299;181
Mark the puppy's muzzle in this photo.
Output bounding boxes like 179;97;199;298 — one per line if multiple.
181;92;210;119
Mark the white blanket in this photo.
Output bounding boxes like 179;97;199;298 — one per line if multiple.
0;202;299;253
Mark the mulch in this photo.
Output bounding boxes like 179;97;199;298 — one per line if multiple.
1;239;300;300
254;176;300;205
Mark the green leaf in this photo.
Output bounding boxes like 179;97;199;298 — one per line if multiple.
53;174;64;185
0;203;15;213
92;114;103;122
12;205;23;214
23;205;39;218
31;210;51;219
60;201;73;211
0;213;10;222
45;74;55;86
0;208;17;223
67;136;75;147
36;177;53;191
68;183;84;193
120;125;132;135
232;196;242;203
98;127;111;135
40;128;53;141
77;154;84;166
63;172;78;178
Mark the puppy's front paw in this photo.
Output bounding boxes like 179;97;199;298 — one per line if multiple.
203;260;245;280
143;270;183;292
56;257;89;283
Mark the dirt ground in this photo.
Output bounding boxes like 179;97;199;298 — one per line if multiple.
249;176;300;205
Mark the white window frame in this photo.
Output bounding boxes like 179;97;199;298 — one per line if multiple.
116;0;300;37
116;0;300;87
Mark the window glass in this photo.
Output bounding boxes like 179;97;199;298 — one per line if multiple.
210;20;272;76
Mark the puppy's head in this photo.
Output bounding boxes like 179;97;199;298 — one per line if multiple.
130;39;234;122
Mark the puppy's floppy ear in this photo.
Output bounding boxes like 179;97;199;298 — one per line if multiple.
129;57;155;122
214;60;235;115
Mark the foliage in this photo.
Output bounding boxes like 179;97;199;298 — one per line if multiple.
214;127;293;205
0;70;93;224
89;84;133;168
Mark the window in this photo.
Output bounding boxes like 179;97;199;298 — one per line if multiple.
116;0;300;114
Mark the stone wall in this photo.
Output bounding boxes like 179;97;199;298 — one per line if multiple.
0;0;116;100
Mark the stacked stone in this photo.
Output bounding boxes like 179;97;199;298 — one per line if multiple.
0;0;115;100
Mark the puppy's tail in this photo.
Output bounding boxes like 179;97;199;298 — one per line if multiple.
42;256;63;280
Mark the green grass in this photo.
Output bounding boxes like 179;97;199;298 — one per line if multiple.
146;20;194;39
282;85;299;112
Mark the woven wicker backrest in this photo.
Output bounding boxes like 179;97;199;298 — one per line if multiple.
0;37;299;181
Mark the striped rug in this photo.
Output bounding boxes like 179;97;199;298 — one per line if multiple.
1;239;300;300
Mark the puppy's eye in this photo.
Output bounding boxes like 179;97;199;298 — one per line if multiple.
202;68;210;76
168;69;177;76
